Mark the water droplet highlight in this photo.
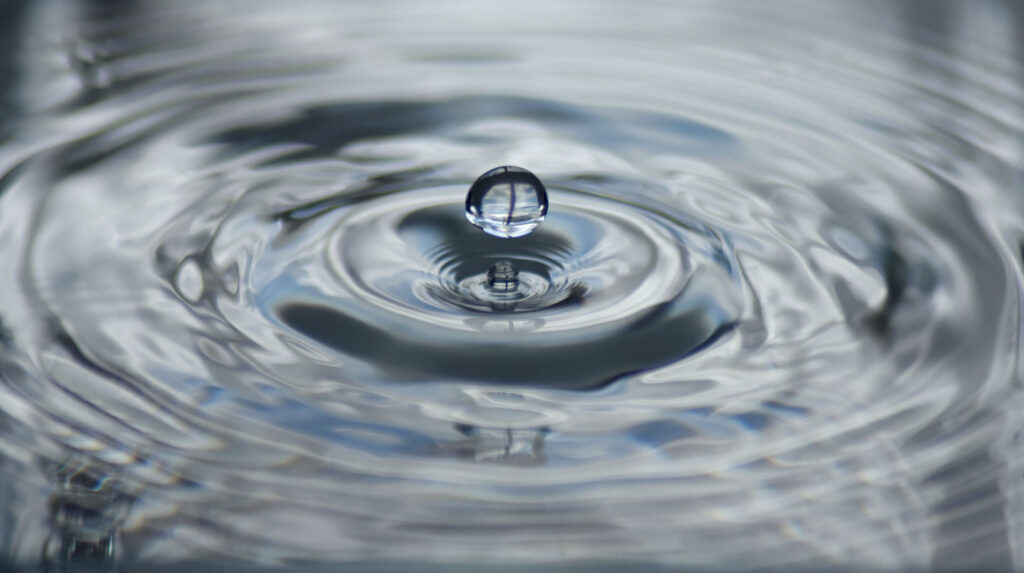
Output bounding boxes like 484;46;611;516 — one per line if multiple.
465;166;548;238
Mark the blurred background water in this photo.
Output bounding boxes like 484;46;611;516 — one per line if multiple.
1;0;1023;570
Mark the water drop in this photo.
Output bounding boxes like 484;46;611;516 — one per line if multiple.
465;166;548;238
487;260;520;292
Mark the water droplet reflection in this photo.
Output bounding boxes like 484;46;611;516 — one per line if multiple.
486;260;520;292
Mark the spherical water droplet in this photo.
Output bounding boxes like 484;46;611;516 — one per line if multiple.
465;166;548;238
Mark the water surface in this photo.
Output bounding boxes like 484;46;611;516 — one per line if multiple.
1;1;1023;570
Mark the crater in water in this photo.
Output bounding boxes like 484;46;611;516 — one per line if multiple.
0;0;1022;570
266;177;739;388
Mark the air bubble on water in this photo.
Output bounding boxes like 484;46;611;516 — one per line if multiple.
465;166;548;238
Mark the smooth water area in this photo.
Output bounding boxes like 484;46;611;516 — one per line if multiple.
1;0;1023;570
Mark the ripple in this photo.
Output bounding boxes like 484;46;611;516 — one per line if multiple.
251;179;740;388
0;0;1022;570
